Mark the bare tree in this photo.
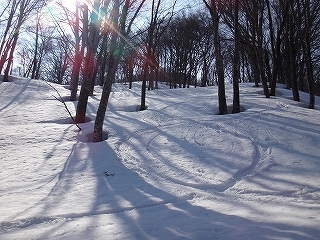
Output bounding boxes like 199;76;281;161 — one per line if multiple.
232;0;241;113
93;0;146;142
75;0;101;123
299;0;317;109
0;0;19;73
139;0;177;110
69;1;84;101
41;35;72;84
203;0;228;114
93;0;121;142
31;10;41;79
1;0;48;82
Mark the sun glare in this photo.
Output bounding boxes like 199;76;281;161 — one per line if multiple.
54;0;90;11
61;0;80;11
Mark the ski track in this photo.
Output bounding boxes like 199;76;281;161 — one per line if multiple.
2;80;320;239
0;193;195;233
117;112;262;193
116;89;319;200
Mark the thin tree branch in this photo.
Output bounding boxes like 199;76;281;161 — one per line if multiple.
45;81;82;131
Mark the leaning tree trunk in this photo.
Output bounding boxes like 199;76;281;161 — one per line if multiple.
0;0;17;73
31;12;40;79
75;53;95;123
3;0;25;81
3;35;18;82
75;2;100;123
93;0;120;142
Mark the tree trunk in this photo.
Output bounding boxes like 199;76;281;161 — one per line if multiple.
304;42;315;109
128;65;133;89
289;11;300;101
75;3;98;123
31;12;40;79
140;66;147;111
3;0;26;80
302;0;315;109
270;32;282;96
0;0;17;73
3;35;18;82
92;0;121;142
302;6;315;109
257;3;270;98
70;1;83;101
232;0;240;114
211;1;227;114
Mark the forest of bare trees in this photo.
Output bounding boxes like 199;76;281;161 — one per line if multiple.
1;0;320;141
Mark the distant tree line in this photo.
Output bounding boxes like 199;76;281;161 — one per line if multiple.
1;0;319;141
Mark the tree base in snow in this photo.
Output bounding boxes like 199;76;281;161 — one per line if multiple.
93;128;103;142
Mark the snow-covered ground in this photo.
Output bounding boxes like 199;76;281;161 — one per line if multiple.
1;76;320;239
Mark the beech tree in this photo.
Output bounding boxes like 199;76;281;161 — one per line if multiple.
41;35;72;84
138;0;177;110
203;0;228;115
93;0;121;142
297;0;318;109
158;12;214;88
69;1;84;101
0;0;19;74
232;0;241;113
0;0;48;82
75;0;101;123
93;0;146;142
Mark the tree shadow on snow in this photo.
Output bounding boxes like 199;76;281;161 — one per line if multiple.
30;137;320;240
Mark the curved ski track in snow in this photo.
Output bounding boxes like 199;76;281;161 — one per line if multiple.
117;115;261;193
1;80;320;239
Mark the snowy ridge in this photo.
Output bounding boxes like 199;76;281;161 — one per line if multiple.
0;77;320;239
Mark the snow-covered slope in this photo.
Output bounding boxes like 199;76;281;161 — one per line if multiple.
1;77;320;239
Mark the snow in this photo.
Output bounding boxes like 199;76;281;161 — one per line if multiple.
0;76;320;240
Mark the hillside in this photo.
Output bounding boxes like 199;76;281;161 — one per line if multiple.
1;76;320;239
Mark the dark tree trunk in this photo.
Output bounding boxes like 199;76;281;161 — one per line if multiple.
270;32;282;96
93;0;132;142
257;3;270;98
3;35;18;82
210;1;227;114
289;15;300;102
31;12;40;79
302;0;315;109
128;66;133;89
3;0;26;81
0;1;17;73
140;66;147;111
232;0;240;114
70;2;83;101
305;45;315;109
75;2;99;123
